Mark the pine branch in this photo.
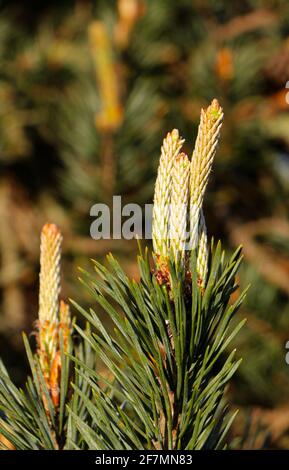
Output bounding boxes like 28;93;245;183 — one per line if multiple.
0;99;246;451
67;99;245;450
0;224;95;449
71;243;246;449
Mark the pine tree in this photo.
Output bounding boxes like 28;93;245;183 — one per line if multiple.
1;0;289;448
0;100;246;450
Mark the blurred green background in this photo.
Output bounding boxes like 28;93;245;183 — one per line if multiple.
1;0;289;449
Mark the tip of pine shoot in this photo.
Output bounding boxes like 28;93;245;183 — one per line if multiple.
41;223;61;237
207;98;223;122
171;129;180;141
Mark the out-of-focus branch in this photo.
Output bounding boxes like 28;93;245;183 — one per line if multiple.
0;180;26;330
230;218;289;296
215;9;277;41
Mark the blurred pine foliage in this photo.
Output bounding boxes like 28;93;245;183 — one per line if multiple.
1;0;289;448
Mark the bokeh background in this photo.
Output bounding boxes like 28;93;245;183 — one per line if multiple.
1;0;289;449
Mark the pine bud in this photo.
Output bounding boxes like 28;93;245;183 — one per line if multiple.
152;129;184;260
170;152;190;267
38;223;62;382
190;99;223;249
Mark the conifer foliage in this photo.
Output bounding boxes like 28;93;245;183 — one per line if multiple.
0;224;95;450
0;100;246;450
